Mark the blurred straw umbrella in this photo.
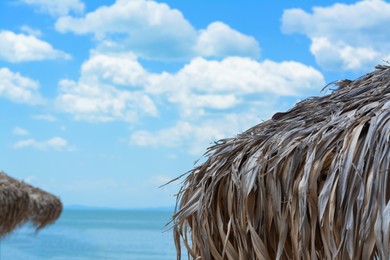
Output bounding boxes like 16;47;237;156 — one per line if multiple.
0;172;62;237
172;65;390;259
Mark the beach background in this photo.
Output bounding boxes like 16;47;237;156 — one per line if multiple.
1;209;182;260
1;0;389;258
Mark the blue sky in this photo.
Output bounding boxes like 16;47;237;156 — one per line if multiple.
1;0;389;208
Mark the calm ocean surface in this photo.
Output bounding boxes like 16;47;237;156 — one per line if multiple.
0;210;185;260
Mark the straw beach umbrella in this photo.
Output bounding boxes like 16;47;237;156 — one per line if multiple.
172;65;390;259
0;172;62;237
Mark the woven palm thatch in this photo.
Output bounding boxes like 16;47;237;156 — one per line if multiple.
0;172;62;237
172;65;390;259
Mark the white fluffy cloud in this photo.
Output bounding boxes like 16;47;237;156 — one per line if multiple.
130;120;231;155
56;53;157;122
19;0;84;16
130;56;324;153
55;0;260;60
31;114;57;122
55;0;196;59
56;79;157;122
20;25;42;37
148;57;324;117
309;37;380;71
13;137;74;151
150;57;323;96
56;52;324;123
80;52;148;87
282;0;390;71
0;67;44;104
0;30;71;62
130;108;279;155
13;127;29;136
195;22;260;58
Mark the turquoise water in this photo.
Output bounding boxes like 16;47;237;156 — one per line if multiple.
0;210;183;260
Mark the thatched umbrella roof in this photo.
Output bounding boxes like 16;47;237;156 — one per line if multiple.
172;65;390;259
0;172;62;237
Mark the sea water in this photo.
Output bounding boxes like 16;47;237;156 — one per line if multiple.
0;210;186;260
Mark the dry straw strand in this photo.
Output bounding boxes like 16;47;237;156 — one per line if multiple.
0;172;62;237
172;65;390;259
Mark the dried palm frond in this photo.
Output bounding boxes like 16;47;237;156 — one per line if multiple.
0;172;62;237
172;65;390;259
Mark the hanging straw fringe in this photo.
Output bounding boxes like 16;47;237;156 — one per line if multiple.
0;172;62;237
